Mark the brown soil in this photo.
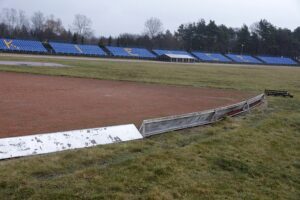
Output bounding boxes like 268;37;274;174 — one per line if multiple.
0;72;254;138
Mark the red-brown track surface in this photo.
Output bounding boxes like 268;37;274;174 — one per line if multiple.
0;72;254;138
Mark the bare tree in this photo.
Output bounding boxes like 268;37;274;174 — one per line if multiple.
144;17;163;38
31;11;45;33
1;8;18;30
17;10;30;30
44;15;64;35
72;14;93;38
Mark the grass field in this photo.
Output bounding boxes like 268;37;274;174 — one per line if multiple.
0;54;299;199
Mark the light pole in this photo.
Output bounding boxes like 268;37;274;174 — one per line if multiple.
241;44;245;55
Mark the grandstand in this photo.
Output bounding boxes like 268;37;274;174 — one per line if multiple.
49;42;106;56
226;54;262;64
257;56;298;65
0;38;47;53
0;37;298;66
106;46;156;58
192;52;232;62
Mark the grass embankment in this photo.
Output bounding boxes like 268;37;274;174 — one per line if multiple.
0;55;299;199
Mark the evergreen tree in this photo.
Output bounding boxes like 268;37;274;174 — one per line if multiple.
72;33;78;44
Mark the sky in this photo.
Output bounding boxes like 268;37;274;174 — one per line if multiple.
0;0;299;37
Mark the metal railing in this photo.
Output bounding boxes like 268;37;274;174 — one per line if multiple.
140;94;265;137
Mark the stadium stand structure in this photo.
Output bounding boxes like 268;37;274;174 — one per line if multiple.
0;38;47;53
153;49;193;57
49;42;106;56
0;37;298;66
106;46;156;58
159;54;196;63
257;56;298;65
226;54;262;64
192;52;232;62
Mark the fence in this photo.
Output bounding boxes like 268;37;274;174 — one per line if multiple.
139;94;265;137
0;94;265;160
0;124;143;160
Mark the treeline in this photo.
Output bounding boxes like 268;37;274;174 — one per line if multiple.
106;20;300;58
0;8;299;58
0;8;97;44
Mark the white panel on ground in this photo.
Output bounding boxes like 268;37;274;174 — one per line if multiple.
0;124;143;160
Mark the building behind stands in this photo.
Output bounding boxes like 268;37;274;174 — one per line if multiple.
154;49;196;63
153;49;192;56
159;54;196;63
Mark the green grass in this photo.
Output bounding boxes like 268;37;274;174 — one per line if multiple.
0;55;299;199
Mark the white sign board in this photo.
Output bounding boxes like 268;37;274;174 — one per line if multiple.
0;124;143;160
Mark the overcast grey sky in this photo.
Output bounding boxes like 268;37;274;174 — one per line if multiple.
0;0;299;37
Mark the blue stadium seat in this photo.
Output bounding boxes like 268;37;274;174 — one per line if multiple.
0;38;47;53
226;54;262;64
257;56;298;65
192;52;232;62
153;49;192;57
106;46;156;58
49;42;106;56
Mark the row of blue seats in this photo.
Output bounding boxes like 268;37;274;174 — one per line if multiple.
192;52;262;63
106;46;156;58
226;54;262;64
257;56;297;65
0;39;47;52
192;52;297;65
192;52;232;62
49;42;106;56
0;38;298;65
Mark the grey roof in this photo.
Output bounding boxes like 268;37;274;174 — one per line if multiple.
162;54;196;59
